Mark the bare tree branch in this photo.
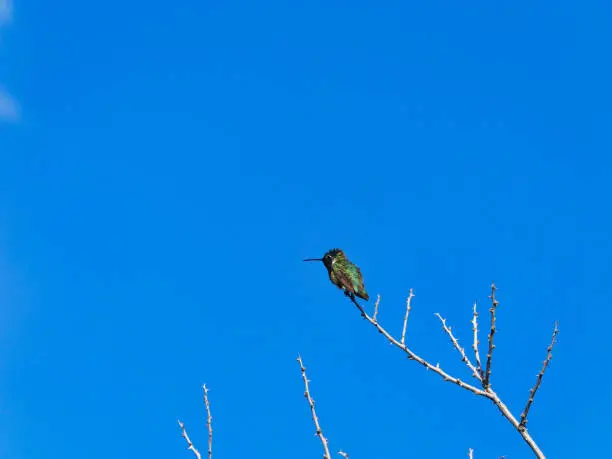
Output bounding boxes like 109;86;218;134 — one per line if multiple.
519;322;559;429
471;302;483;378
347;295;488;397
435;313;482;381
297;355;332;459
373;294;381;322
347;287;556;459
484;284;499;389
178;385;212;459
178;283;556;459
178;420;203;459
202;385;213;459
401;289;414;345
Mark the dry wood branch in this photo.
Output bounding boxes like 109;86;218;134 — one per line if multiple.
373;294;381;322
484;284;499;388
472;302;483;378
202;385;213;459
297;355;332;459
178;385;212;459
346;289;554;459
468;448;474;459
519;322;559;429
401;289;414;345
338;452;349;458
435;313;482;381
178;420;203;459
486;388;545;457
347;294;488;397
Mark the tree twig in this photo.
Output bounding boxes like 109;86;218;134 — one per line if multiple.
435;313;482;381
472;302;483;378
519;322;559;429
297;355;332;459
202;385;213;459
468;448;474;459
484;284;498;389
401;289;414;345
373;295;381;322
338;452;349;458
178;420;203;459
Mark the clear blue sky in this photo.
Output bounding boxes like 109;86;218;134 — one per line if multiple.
1;1;611;458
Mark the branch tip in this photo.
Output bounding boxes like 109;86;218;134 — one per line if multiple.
372;294;381;322
435;312;482;381
298;356;332;459
484;284;499;388
178;419;203;459
472;301;484;378
519;322;559;428
400;289;415;345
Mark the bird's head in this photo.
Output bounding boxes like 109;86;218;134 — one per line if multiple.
303;248;344;270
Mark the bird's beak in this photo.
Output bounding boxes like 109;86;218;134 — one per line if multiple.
303;258;323;262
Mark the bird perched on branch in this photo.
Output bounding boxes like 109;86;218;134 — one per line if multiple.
303;248;369;301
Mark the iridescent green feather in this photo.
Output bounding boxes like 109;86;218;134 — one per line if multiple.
326;249;369;301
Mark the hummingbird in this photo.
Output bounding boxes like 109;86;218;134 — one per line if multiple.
303;248;370;301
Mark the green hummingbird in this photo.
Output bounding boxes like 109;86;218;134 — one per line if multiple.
303;248;370;301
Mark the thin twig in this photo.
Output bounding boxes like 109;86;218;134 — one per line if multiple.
519;322;559;429
373;295;381;322
297;355;332;459
468;448;474;459
401;289;415;345
338;452;349;458
472;302;483;378
202;385;213;459
484;284;499;388
178;420;203;459
435;313;482;381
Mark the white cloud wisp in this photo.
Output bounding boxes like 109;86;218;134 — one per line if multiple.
0;0;17;121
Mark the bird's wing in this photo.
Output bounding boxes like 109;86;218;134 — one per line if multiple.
350;265;369;300
333;269;357;294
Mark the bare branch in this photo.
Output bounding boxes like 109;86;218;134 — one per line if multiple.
346;289;554;459
372;294;381;322
178;385;212;459
202;385;213;459
468;448;474;459
178;420;203;459
519;322;559;429
435;313;482;381
401;289;415;345
297;355;332;459
487;388;545;457
347;295;488;397
338;452;349;458
471;302;483;378
484;284;499;388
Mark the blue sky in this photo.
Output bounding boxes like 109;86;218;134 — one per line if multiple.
1;1;611;458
